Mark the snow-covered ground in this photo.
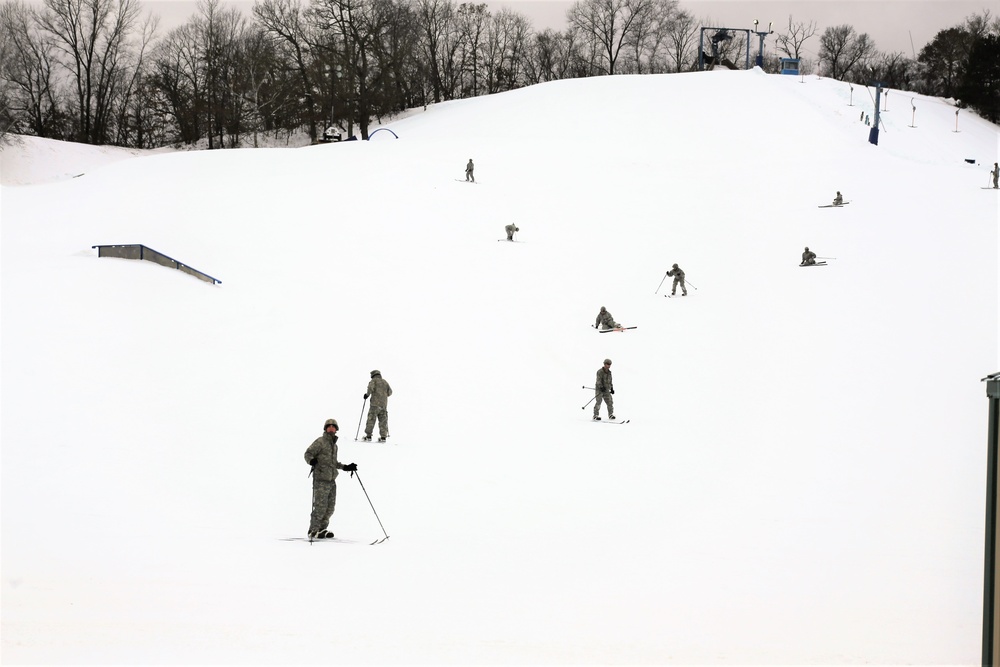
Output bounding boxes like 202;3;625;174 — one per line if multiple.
2;69;997;664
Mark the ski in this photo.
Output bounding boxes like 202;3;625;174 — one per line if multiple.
665;294;691;298
799;262;827;267
497;239;524;243
454;179;478;184
598;326;636;333
279;536;356;544
591;419;630;424
818;202;850;208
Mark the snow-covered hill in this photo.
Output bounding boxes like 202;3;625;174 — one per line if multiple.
2;70;998;664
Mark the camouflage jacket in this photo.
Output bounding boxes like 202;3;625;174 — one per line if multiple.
667;266;684;279
366;376;393;408
595;309;617;328
596;367;613;393
305;432;346;482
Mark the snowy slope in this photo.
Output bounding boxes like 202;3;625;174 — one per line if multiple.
2;70;998;664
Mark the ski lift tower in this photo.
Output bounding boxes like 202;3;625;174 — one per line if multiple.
983;371;1000;667
752;19;773;68
698;27;752;71
868;80;885;145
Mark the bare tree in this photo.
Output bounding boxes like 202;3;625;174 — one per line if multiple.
455;2;488;96
253;0;325;141
312;0;416;138
149;22;204;143
662;7;696;72
818;24;876;81
567;0;658;75
413;0;457;102
480;7;531;93
775;14;816;60
111;13;157;146
627;0;678;74
0;0;64;137
37;0;148;144
870;51;915;90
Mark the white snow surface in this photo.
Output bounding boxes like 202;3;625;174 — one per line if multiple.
2;70;998;664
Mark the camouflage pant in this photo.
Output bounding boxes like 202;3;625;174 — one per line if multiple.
309;479;337;533
672;277;687;295
366;407;389;438
594;391;614;418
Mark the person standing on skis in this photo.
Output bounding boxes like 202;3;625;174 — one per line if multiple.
304;419;356;539
593;359;615;421
363;370;393;442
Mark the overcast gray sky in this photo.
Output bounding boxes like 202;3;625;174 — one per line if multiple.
146;0;993;57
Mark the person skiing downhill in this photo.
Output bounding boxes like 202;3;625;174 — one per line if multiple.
801;247;817;266
666;263;687;296
465;159;475;182
362;370;393;442
304;419;357;539
595;306;620;330
593;359;615;421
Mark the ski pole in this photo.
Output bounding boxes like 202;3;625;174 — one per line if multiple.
686;279;698;291
354;396;368;440
655;272;668;294
817;256;837;260
581;386;597;409
353;471;389;544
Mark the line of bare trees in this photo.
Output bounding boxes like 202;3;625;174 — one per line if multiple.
1;0;997;148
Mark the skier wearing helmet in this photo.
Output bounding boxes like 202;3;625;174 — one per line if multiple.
593;359;615;421
666;263;687;296
595;306;620;330
304;418;356;539
362;370;393;442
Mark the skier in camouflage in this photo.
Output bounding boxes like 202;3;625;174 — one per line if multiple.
505;224;519;241
304;419;356;539
595;306;620;330
593;359;615;421
363;370;393;442
666;264;687;296
801;247;817;266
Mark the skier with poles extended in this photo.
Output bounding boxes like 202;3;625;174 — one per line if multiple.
593;358;615;421
666;263;687;296
362;370;392;442
304;419;357;540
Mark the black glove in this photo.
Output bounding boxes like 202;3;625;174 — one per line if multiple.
309;457;317;467
610;389;615;395
363;394;369;400
343;463;358;472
